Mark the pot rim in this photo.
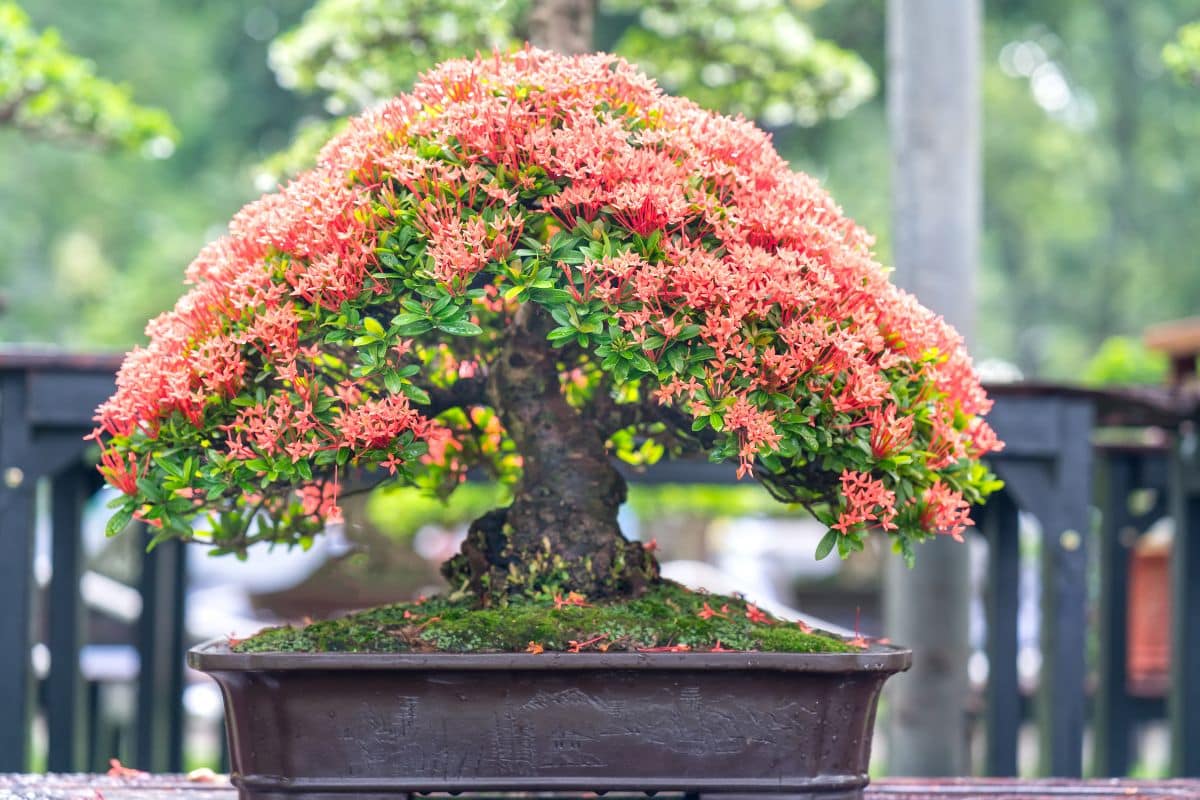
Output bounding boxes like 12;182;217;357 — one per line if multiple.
188;638;912;673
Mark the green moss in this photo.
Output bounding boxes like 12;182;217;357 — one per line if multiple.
232;581;854;654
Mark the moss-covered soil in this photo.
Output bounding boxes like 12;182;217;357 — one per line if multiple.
231;581;856;654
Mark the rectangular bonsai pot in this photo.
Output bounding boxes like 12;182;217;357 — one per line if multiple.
190;642;911;800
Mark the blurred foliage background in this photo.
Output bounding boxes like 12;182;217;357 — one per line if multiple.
1;0;1198;384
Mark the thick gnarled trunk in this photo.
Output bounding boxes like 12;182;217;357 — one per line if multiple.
441;305;658;603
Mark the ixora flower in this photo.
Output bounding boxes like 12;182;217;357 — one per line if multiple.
93;48;1002;603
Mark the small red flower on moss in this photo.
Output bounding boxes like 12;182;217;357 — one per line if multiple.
745;604;772;625
697;602;728;620
554;592;591;610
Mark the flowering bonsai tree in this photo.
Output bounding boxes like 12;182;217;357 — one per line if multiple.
94;49;1001;611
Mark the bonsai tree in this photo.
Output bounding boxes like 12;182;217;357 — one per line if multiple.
94;49;1001;611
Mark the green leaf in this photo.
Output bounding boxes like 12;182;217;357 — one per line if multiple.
106;506;134;538
530;287;572;304
628;352;657;374
363;317;385;337
666;347;687;374
437;319;483;336
395;319;433;336
402;384;431;404
641;334;666;350
391;312;425;326
815;528;839;561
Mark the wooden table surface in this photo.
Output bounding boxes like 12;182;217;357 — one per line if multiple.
1;776;1198;800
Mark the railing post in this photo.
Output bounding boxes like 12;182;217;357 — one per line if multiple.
136;531;188;772
1093;448;1136;776
1169;427;1200;776
47;463;90;772
987;393;1094;777
1036;400;1092;777
983;489;1020;776
0;371;35;771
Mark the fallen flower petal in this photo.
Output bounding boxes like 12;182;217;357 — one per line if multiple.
636;643;692;653
186;768;219;783
107;758;146;778
567;634;609;653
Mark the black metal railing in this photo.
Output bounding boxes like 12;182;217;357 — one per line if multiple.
1;349;1197;777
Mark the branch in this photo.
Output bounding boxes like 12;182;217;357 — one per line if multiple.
424;375;488;415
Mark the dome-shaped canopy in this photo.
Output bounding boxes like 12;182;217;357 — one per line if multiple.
95;49;1000;562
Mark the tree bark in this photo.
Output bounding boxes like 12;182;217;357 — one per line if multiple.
527;0;595;55
441;305;658;602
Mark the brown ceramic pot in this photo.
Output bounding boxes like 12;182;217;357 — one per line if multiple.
190;642;911;800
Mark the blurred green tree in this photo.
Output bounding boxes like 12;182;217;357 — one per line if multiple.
4;0;1200;389
258;0;875;179
0;1;318;346
974;1;1200;377
0;1;176;150
1081;335;1169;386
1164;20;1200;84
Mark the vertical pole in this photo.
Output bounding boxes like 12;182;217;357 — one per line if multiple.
984;490;1020;777
1037;401;1092;777
1170;427;1200;776
527;0;595;55
1094;449;1135;776
0;371;35;771
884;0;980;776
47;465;89;772
137;532;187;772
167;539;187;772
